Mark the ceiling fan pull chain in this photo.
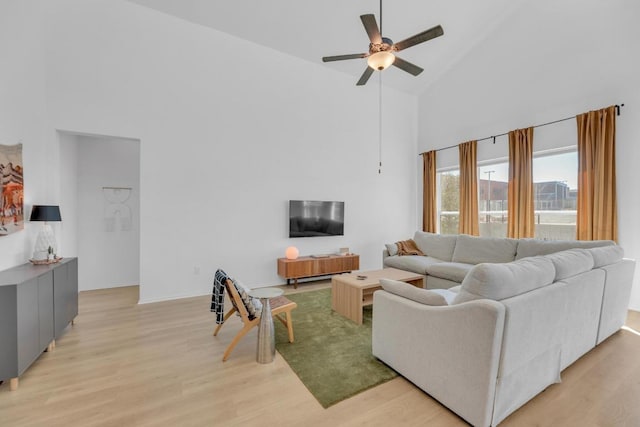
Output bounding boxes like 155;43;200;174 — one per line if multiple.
379;72;383;174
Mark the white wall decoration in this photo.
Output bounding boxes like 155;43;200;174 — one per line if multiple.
103;186;132;232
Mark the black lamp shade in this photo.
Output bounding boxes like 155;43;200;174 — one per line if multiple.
29;205;62;222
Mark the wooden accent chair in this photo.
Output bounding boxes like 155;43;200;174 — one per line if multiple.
214;278;297;362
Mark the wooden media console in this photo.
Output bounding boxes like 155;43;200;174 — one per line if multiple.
277;254;359;288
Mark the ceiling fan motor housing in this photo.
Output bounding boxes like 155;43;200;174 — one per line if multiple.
369;37;394;54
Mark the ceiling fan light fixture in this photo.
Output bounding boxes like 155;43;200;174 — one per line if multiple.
367;51;395;71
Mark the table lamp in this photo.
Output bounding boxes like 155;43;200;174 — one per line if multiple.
30;205;62;260
285;246;299;260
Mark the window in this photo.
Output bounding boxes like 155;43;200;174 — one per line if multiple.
438;169;459;234
477;149;577;239
478;161;509;238
532;150;577;240
437;149;577;239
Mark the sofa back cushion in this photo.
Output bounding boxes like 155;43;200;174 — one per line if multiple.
413;231;458;261
452;257;556;303
451;234;518;264
588;245;624;268
380;278;455;305
425;262;474;283
544;249;594;281
515;238;614;260
383;255;443;275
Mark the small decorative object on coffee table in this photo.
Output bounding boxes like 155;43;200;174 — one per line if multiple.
332;268;424;325
249;287;284;364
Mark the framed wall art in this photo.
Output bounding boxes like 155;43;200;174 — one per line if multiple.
0;143;24;236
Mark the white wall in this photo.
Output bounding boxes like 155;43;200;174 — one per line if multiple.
418;0;640;309
42;0;418;302
0;1;58;269
74;135;140;291
59;132;79;257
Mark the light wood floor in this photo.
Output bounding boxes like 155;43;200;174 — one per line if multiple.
1;283;640;427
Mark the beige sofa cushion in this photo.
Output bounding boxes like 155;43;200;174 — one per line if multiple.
413;231;458;262
588;245;624;268
449;284;462;293
515;238;614;260
452;234;518;264
425;276;462;290
544;249;594;281
425;262;474;283
380;278;455;305
453;257;556;303
383;255;443;274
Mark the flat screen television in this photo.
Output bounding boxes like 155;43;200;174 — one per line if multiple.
289;200;344;238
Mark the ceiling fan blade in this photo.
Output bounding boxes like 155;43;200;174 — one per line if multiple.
360;14;382;44
322;53;368;62
392;56;424;76
393;25;444;52
356;67;374;86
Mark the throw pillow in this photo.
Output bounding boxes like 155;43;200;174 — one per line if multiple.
380;278;449;306
396;239;425;256
385;243;399;256
230;278;262;319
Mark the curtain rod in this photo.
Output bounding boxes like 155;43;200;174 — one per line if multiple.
418;103;625;156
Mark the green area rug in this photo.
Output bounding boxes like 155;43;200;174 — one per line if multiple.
274;288;397;408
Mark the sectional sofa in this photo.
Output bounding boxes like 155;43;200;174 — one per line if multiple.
383;231;616;289
374;232;636;426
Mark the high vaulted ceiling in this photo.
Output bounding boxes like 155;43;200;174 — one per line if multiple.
127;0;526;94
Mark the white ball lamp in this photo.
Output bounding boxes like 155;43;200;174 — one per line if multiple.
285;246;299;260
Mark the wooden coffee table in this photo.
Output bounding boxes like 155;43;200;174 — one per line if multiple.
331;268;425;325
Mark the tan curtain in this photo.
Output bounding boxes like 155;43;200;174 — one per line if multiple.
507;127;535;238
576;105;617;241
422;151;437;232
458;141;479;235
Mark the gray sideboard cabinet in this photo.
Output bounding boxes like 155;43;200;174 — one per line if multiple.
0;258;78;391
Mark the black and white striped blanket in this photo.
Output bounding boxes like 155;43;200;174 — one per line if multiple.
211;269;228;324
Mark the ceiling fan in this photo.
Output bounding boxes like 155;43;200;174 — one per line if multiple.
322;11;444;86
